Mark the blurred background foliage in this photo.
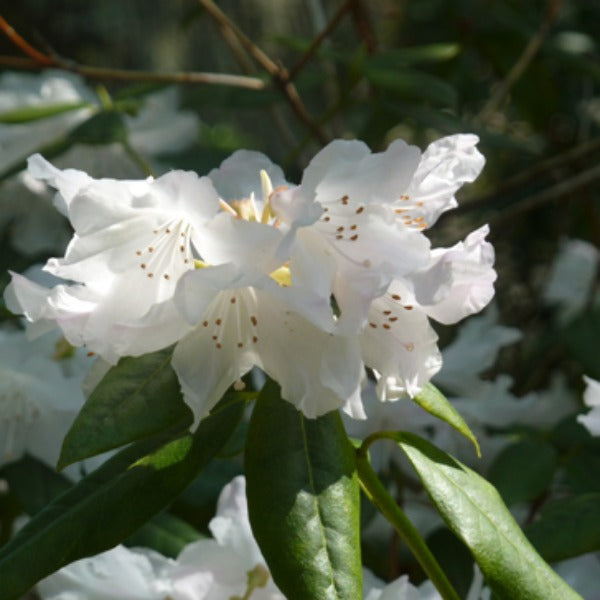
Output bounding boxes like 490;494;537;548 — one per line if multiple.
0;0;599;593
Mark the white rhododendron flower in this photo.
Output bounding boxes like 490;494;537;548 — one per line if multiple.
578;375;600;436
5;134;492;423
273;134;494;400
6;154;220;363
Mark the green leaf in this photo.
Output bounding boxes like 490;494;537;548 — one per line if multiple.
525;493;600;562
0;395;245;600
367;44;461;68
125;511;203;558
392;432;582;600
488;439;557;505
245;380;362;600
0;102;93;123
366;69;458;107
0;455;71;515
58;347;193;469
413;384;480;457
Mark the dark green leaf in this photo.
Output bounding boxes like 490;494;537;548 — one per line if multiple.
525;493;600;562
0;395;244;600
125;511;203;558
245;380;362;600
59;347;193;469
488;439;557;505
392;432;581;599
366;69;458;107
0;455;71;515
413;384;480;457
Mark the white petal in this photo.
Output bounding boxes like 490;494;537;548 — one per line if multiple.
361;295;442;399
302;139;421;206
37;545;175;600
419;225;496;324
398;133;485;227
208;149;287;202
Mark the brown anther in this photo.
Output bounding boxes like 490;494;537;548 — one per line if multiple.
391;294;401;300
389;317;398;322
215;318;222;325
369;322;377;328
336;234;344;240
153;229;158;234
212;335;218;340
147;273;154;278
350;224;358;230
250;316;258;326
417;201;424;206
395;208;408;214
184;259;190;264
86;351;95;357
336;226;344;232
350;234;359;241
404;305;413;310
166;228;171;233
216;343;222;349
148;246;154;253
135;250;142;256
341;195;349;205
323;207;329;212
401;194;410;200
237;342;243;348
252;336;258;343
164;274;170;280
230;297;236;304
383;323;391;330
179;246;185;252
140;263;146;269
383;310;392;315
202;321;208;327
414;217;425;223
355;206;364;214
323;216;331;222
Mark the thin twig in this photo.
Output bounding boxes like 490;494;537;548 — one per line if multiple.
453;136;600;215
348;0;377;53
0;14;53;65
487;163;600;227
476;0;562;124
0;54;266;90
197;0;329;145
288;0;352;81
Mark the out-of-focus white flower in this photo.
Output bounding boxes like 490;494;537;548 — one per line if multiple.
553;552;600;600
543;238;599;321
170;475;284;599
37;545;176;600
0;326;92;474
0;70;95;174
578;376;600;436
37;476;284;600
0;71;199;176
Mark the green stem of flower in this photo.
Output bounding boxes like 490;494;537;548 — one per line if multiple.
356;440;460;600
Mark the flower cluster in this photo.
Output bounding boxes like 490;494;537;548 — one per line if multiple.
5;134;495;425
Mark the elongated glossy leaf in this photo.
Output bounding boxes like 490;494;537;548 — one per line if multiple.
525;494;600;562
59;347;193;469
0;102;92;123
125;511;203;558
245;380;362;600
0;455;71;515
0;396;244;600
413;384;480;457
391;432;582;600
